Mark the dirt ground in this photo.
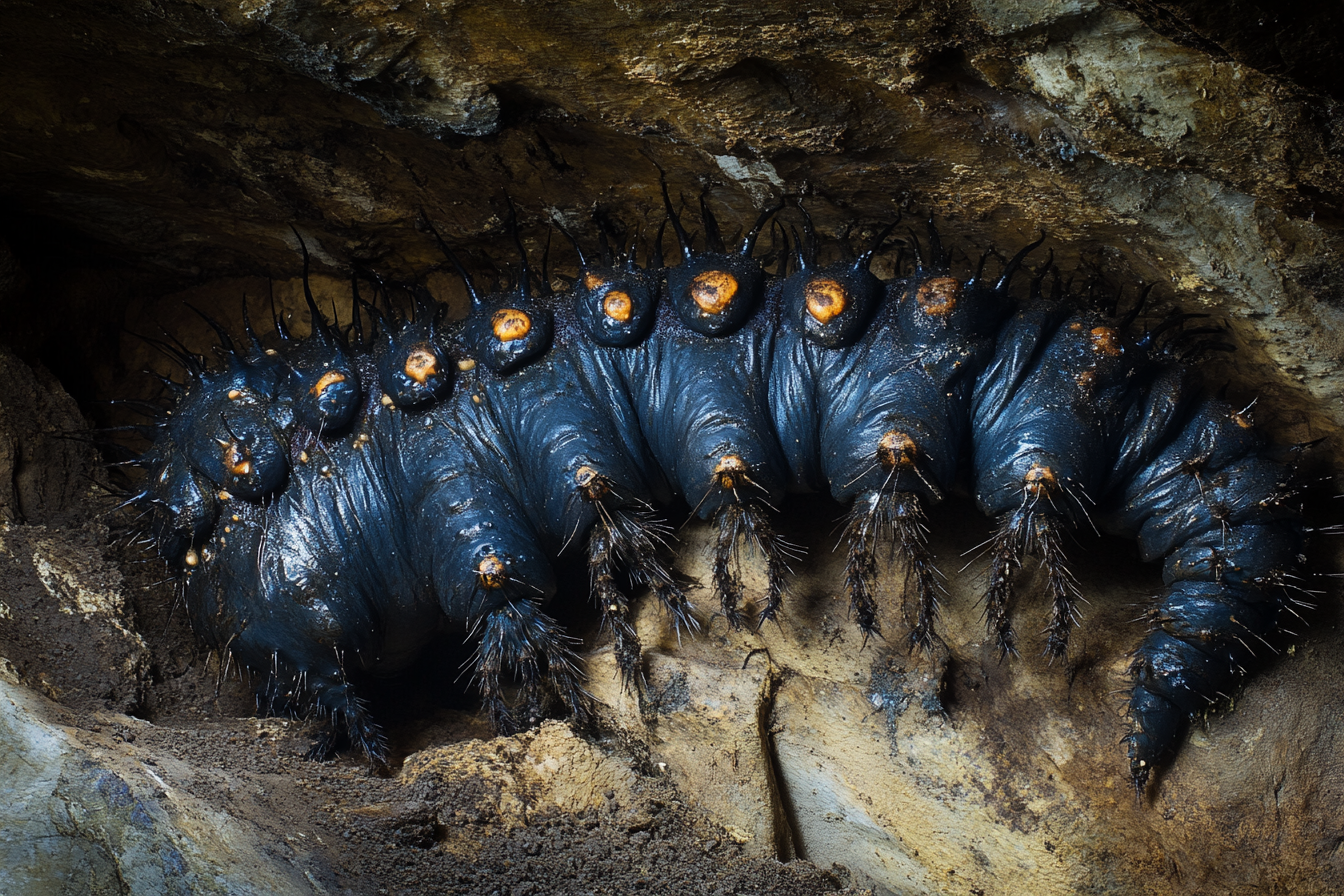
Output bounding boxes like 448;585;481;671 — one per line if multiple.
0;506;880;896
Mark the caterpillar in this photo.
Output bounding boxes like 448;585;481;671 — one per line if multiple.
122;191;1306;796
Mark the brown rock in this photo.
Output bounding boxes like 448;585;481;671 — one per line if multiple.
0;2;1341;893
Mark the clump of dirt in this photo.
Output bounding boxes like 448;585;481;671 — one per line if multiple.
110;669;867;895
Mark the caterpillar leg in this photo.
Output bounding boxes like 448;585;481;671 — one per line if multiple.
473;597;590;734
305;682;388;764
618;511;695;632
712;501;795;629
577;468;693;690
842;490;943;650
587;524;643;688
983;470;1080;659
251;659;388;764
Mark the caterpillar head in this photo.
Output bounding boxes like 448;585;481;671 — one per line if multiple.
137;447;219;565
164;375;290;501
206;407;290;499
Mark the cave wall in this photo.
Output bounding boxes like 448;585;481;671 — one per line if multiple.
1;0;1342;450
2;2;1344;895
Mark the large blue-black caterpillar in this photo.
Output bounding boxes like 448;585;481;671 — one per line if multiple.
122;192;1306;796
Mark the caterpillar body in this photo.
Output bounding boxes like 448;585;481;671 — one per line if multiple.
126;195;1305;794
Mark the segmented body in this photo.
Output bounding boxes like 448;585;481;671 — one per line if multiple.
128;202;1304;793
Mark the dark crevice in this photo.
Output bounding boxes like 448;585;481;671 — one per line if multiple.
751;653;800;863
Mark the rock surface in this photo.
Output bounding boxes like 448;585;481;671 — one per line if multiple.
0;0;1342;458
1;2;1343;894
591;500;1344;894
0;668;320;896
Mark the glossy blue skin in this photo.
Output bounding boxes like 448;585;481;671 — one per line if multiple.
466;340;663;552
138;223;1302;790
611;291;790;518
969;303;1299;786
774;272;1009;504
971;305;1152;523
188;402;438;756
1100;399;1298;781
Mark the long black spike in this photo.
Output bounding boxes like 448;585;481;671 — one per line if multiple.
794;199;817;270
240;294;267;356
99;399;169;419
158;325;200;366
741;199;781;257
352;269;391;336
775;221;795;276
370;269;401;322
558;224;588;270
906;228;925;270
186;305;237;356
971;247;995;286
623;225;641;270
411;288;439;328
348;275;366;347
997;232;1048;292
129;331;193;374
1119;283;1156;329
649;218;668;270
503;196;532;301
290;226;333;342
925;218;949;271
658;177;694;261
142;370;183;394
856;214;902;273
152;328;204;376
539;229;554;297
424;218;483;310
269;277;291;341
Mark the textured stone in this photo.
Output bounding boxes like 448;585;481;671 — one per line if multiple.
588;500;1344;895
0;345;102;526
0;659;321;895
0;2;1342;894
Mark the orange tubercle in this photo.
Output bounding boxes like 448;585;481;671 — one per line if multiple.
877;430;917;470
476;554;507;590
1023;463;1058;497
492;308;532;342
1089;326;1122;357
916;277;960;316
603;290;634;322
691;270;738;315
805;277;848;323
714;454;749;490
311;370;346;397
403;346;439;384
